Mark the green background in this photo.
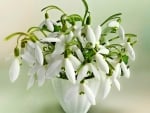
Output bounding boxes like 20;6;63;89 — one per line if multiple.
0;0;150;113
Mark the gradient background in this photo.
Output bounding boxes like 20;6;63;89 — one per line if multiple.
0;0;150;113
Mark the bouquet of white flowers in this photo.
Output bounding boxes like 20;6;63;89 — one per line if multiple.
5;0;137;113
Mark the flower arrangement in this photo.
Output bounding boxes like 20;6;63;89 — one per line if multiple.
5;0;137;112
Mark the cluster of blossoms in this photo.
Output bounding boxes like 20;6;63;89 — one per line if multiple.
5;0;137;105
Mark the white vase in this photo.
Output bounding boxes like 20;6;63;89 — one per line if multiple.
52;78;100;113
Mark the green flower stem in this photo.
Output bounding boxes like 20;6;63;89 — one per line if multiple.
100;13;122;26
41;5;66;18
27;27;47;37
82;0;89;25
5;32;30;41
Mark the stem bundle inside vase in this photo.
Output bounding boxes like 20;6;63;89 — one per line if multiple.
5;0;137;111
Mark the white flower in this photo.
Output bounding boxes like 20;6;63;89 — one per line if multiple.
65;58;76;84
126;42;135;61
45;19;54;32
120;61;130;78
103;78;112;99
86;25;96;47
83;83;96;105
9;58;20;82
88;63;100;80
35;44;44;65
95;53;109;73
108;21;120;28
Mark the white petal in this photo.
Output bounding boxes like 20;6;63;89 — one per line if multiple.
95;53;109;73
86;25;96;47
46;56;63;79
52;35;65;55
66;31;74;42
73;46;84;62
27;75;35;89
114;79;120;91
45;19;54;32
95;25;102;42
40;37;61;43
119;25;125;41
77;36;87;48
69;55;81;70
83;83;96;105
126;42;135;61
77;64;89;82
37;67;46;87
65;58;76;84
103;78;112;99
88;63;100;80
120;61;130;78
27;41;35;49
35;44;43;65
9;58;20;82
112;63;121;79
21;51;35;65
28;63;40;76
108;21;120;28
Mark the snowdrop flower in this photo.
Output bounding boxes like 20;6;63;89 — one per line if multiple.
120;61;130;78
9;58;20;82
64;58;76;84
83;83;96;105
95;53;109;73
86;25;96;47
35;44;44;65
126;42;135;61
108;21;125;41
45;19;54;32
108;21;120;28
